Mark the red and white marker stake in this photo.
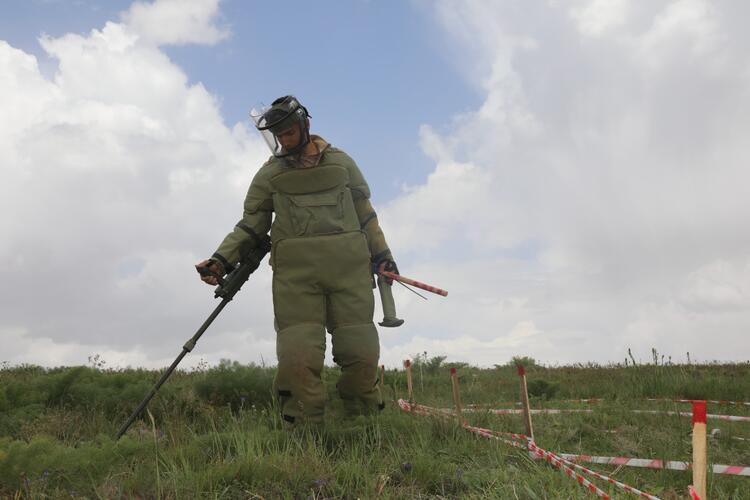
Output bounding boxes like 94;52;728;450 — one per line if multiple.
517;365;535;443
692;400;707;500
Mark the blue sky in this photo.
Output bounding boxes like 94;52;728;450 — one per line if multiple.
1;0;478;201
2;0;750;369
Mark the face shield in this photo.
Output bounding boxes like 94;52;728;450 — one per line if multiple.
250;96;311;157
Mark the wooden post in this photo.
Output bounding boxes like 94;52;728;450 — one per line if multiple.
404;359;413;402
518;365;534;442
692;400;708;499
450;367;463;420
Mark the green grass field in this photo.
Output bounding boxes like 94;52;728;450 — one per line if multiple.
1;355;749;499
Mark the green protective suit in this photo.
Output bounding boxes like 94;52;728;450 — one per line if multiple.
212;136;392;424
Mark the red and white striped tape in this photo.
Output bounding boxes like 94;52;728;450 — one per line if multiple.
400;401;664;499
528;443;660;500
468;426;660;499
465;424;529;450
648;398;750;407
511;399;604;405
631;409;750;423
456;406;749;422
504;398;749;407
529;445;612;498
465;425;612;498
398;399;453;419
558;453;750;477
459;407;594;415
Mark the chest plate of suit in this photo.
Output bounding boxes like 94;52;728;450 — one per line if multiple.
269;165;360;239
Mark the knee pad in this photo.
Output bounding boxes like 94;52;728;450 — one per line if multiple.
332;323;380;399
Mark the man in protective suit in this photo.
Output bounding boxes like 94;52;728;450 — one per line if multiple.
196;95;396;425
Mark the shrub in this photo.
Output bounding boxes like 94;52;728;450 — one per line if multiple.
526;379;559;399
193;360;274;410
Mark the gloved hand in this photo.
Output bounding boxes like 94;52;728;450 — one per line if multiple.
376;259;399;284
195;258;225;286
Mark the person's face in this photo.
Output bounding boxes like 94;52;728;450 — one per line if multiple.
275;124;301;151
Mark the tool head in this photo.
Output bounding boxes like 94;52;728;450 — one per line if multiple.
379;317;404;328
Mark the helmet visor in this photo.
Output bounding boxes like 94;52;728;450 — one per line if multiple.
251;101;306;157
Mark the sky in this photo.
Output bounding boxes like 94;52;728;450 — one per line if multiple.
2;0;749;370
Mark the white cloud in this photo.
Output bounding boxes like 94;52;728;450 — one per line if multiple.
120;0;229;46
0;4;270;367
678;259;750;312
376;0;750;364
4;0;750;371
570;0;631;37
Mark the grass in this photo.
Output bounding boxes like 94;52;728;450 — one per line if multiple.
0;357;749;498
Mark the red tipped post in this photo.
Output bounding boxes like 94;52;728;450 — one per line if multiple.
692;400;707;499
517;365;535;443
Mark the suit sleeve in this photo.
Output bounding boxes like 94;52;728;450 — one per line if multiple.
212;170;273;272
343;154;393;264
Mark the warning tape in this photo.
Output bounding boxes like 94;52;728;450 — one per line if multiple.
527;445;613;498
464;424;529;450
509;399;603;405
398;400;454;419
558;453;750;477
648;398;750;407
453;406;750;423
462;425;660;499
464;424;612;498
500;398;749;407
460;407;594;415
475;427;531;442
400;401;663;499
528;443;660;500
631;410;750;423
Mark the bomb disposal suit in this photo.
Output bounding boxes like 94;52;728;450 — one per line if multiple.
202;96;395;424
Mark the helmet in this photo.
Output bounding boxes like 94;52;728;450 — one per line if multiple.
250;95;311;157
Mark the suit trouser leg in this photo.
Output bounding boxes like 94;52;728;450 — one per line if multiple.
272;243;327;425
326;241;382;414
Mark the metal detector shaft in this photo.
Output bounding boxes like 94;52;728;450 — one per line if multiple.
115;299;230;440
115;236;271;440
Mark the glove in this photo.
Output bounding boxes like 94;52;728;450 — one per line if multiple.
376;259;399;284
